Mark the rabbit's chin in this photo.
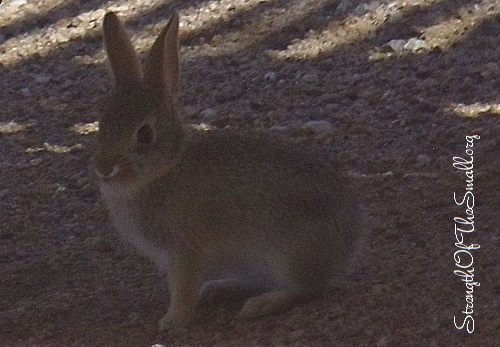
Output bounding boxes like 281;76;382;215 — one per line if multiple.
97;174;144;201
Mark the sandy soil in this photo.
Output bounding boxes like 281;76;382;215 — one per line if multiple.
1;0;500;346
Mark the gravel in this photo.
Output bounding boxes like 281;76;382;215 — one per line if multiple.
1;0;500;346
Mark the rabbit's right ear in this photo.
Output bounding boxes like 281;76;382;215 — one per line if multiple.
103;12;142;90
143;12;180;103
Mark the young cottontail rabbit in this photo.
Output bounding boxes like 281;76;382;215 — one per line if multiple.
93;12;360;332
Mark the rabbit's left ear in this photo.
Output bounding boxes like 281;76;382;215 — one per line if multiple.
144;12;180;101
103;12;143;90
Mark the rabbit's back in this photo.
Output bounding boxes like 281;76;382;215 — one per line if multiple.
135;131;359;286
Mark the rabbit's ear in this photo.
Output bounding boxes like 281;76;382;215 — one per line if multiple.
103;12;143;90
144;12;179;101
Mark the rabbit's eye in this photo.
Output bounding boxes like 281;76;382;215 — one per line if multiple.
136;124;154;144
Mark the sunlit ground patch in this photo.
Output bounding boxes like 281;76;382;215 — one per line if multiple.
448;102;500;118
0;121;34;134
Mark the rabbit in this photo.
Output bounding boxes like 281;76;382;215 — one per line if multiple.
92;11;361;332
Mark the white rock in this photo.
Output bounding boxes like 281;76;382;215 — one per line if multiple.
387;38;426;53
403;38;426;51
387;39;406;53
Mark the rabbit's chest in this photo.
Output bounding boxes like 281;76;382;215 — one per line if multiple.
99;183;172;269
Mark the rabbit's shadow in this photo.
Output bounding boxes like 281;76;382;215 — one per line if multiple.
198;279;264;308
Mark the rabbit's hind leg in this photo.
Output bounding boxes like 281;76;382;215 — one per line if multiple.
236;242;328;319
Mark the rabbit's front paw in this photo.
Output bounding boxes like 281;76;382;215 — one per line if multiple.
238;290;299;319
158;307;195;332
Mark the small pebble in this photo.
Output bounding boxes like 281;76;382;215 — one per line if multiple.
269;125;288;131
371;284;389;295
200;108;217;122
288;329;305;340
264;72;277;81
335;0;351;15
0;189;10;198
353;2;380;16
481;62;500;78
35;74;51;84
21;88;32;97
387;10;404;23
0;229;14;240
128;312;140;322
29;157;43;166
76;177;89;188
304;120;332;133
376;336;390;347
416;154;431;167
92;235;113;252
182;105;198;118
301;73;319;83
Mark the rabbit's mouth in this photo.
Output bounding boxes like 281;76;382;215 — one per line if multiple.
92;158;134;184
92;153;134;182
95;164;120;180
93;160;152;194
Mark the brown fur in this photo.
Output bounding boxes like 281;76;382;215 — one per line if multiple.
92;11;360;332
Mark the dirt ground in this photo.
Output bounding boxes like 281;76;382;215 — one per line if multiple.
1;0;500;346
